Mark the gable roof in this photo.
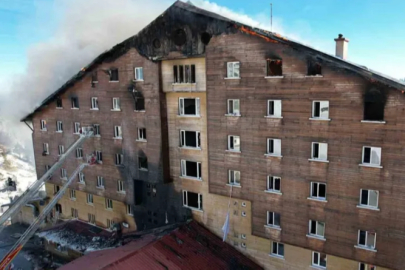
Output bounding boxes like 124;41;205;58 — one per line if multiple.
21;0;405;121
59;221;263;270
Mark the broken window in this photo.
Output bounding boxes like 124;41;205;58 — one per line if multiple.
115;153;124;166
71;208;78;218
228;135;240;151
60;168;67;179
126;204;133;215
267;100;282;117
312;101;329;119
135;97;145;111
312;252;327;268
271;242;284;258
105;198;113;209
179;98;200;116
180;130;200;148
87;193;93;204
96;151;103;163
78;172;85;184
358;230;376;250
364;88;384;121
137;128;147;141
311;182;326;200
182;190;203;210
362;146;381;166
134;67;144;81
139;156;148;170
227;62;240;78
228;170;241;186
88;213;95;224
307;61;322;76
181;160;202;179
97;176;104;188
40;120;47;131
114;126;122;138
55;203;62;213
173;64;196;83
56;98;63;108
56;121;63;132
267;211;281;227
58;145;64;156
311;142;328;161
227;99;240;116
360;189;379;208
69;189;76;200
93;124;100;136
267;176;281;193
74;122;80;134
71;97;79;109
309;220;325;238
117;180;124;192
43;143;49;155
109;68;119;81
266;59;282;76
267;138;281;156
91;97;99;110
112;97;120;111
76;148;83;158
359;263;376;270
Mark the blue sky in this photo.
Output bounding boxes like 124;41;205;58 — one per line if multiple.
0;0;404;88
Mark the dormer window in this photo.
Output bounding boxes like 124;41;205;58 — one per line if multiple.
307;61;322;76
266;59;282;77
109;68;119;82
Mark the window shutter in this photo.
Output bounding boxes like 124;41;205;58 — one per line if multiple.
179;98;184;115
181;160;186;176
370;147;381;165
274;139;281;156
320;101;329;118
196;98;200;115
319;143;328;160
274;100;282;117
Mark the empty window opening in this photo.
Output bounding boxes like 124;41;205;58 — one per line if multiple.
56;98;63;108
139;156;148;170
267;100;282;117
40;120;47;131
96;151;103;163
311;182;326;200
135;97;145;111
183;190;203;210
358;230;376;250
312;101;329;119
71;97;79;109
360;189;379;208
173;65;196;83
138;128;147;141
227;62;240;78
364;88;384;121
97;176;104;188
179;98;199;116
312;252;327;268
55;203;62;213
267;211;281;227
312;142;328;161
309;220;325;238
228;170;241;186
181;160;201;179
56;121;63;132
227;99;240;115
43;143;49;155
114;126;122;138
307;61;322;76
109;68;119;81
115;153;124;166
266;59;282;76
267;138;281;156
180;130;200;148
359;263;376;270
271;242;284;257
362;146;381;166
76;148;83;158
201;32;211;45
267;176;281;192
54;185;60;194
93;124;100;136
135;67;144;81
228;135;241;151
112;98;121;110
74;122;80;134
91;97;99;109
87;193;93;204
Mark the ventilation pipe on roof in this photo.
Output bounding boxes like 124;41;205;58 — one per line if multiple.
334;34;349;60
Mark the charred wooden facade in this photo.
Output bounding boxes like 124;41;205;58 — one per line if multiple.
23;1;405;269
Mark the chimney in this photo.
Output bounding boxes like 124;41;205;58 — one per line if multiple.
334;34;349;60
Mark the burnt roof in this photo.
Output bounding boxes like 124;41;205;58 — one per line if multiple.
21;0;405;121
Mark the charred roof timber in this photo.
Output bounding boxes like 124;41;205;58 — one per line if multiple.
21;0;405;122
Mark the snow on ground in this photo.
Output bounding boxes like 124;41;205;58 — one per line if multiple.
0;151;38;214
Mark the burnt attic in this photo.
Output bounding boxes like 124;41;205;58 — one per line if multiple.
21;0;405;121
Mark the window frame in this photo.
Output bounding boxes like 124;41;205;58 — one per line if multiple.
359;189;379;209
311;142;328;161
227;99;241;116
88;213;95;224
173;65;196;84
112;97;121;111
117;180;125;193
76;148;83;159
78;172;85;184
105;198;113;210
56;121;63;132
126;204;133;215
178;97;200;116
43;143;49;155
60;168;67;179
357;230;377;250
310;182;327;201
91;97;99;110
228;170;241;186
114;126;122;139
134;67;144;81
309;220;326;239
271;241;284;258
109;68;119;82
267;100;282;118
71;97;79;109
182;190;203;210
267;176;281;193
69;189;76;200
266;59;283;77
93;124;100;136
180;130;200;149
266;211;281;228
226;61;240;79
56;98;63;108
361;146;382;167
311;101;329;120
97;176;104;189
312;251;327;268
266;138;282;157
96;151;103;163
74;122;80;134
115;153;124;166
137;128;147;141
228;135;241;152
58;145;64;156
40;120;47;131
138;156;148;171
180;160;202;180
359;263;376;270
87;193;93;204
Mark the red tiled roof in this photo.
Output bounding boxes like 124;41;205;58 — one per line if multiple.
59;221;263;270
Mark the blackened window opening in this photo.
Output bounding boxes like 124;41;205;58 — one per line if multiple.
319;184;326;197
308;62;322;76
313;143;319;158
139;156;148;170
268;101;274;115
187;191;199;208
184;99;196;115
71;97;79;108
268;140;274;153
185;161;199;178
313;102;321;117
185;131;198;147
56;98;62;108
267;60;282;76
361;190;368;205
173;65;196;83
135;97;145;111
179;66;184;83
310;220;317;234
110;69;119;81
364;89;385;121
55;204;62;213
363;147;371;163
